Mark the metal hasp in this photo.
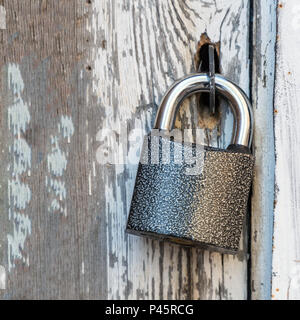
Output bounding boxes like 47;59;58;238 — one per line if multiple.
154;73;253;148
208;44;216;114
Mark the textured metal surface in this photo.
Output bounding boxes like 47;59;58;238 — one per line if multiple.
126;135;254;254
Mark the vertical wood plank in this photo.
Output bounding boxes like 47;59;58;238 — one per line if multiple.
90;0;251;300
250;0;276;300
0;0;107;299
272;0;300;300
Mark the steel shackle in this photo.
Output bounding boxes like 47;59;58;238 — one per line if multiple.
154;73;253;147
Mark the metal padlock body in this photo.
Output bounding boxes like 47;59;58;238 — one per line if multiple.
126;74;254;254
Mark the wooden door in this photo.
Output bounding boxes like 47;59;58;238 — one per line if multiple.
0;0;293;300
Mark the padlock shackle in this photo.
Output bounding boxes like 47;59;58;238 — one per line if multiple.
154;73;253;147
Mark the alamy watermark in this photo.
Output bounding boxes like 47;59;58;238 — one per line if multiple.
95;123;206;176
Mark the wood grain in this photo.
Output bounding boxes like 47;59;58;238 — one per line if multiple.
0;0;252;299
250;0;276;300
90;0;251;300
272;0;300;300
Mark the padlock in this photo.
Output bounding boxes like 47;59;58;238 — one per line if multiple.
126;73;254;254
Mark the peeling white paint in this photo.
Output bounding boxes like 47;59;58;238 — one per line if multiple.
46;115;74;215
7;212;31;271
47;139;67;177
49;178;66;200
8;101;31;137
7;63;32;272
93;161;96;177
59;115;74;143
0;6;6;30
7;64;30;137
8;64;24;94
50;199;61;212
88;172;92;196
11;139;31;176
81;262;85;275
8;179;31;210
0;266;6;289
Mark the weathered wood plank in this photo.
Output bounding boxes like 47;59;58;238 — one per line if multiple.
91;0;251;300
0;0;251;299
272;0;300;300
250;0;276;300
0;0;107;299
